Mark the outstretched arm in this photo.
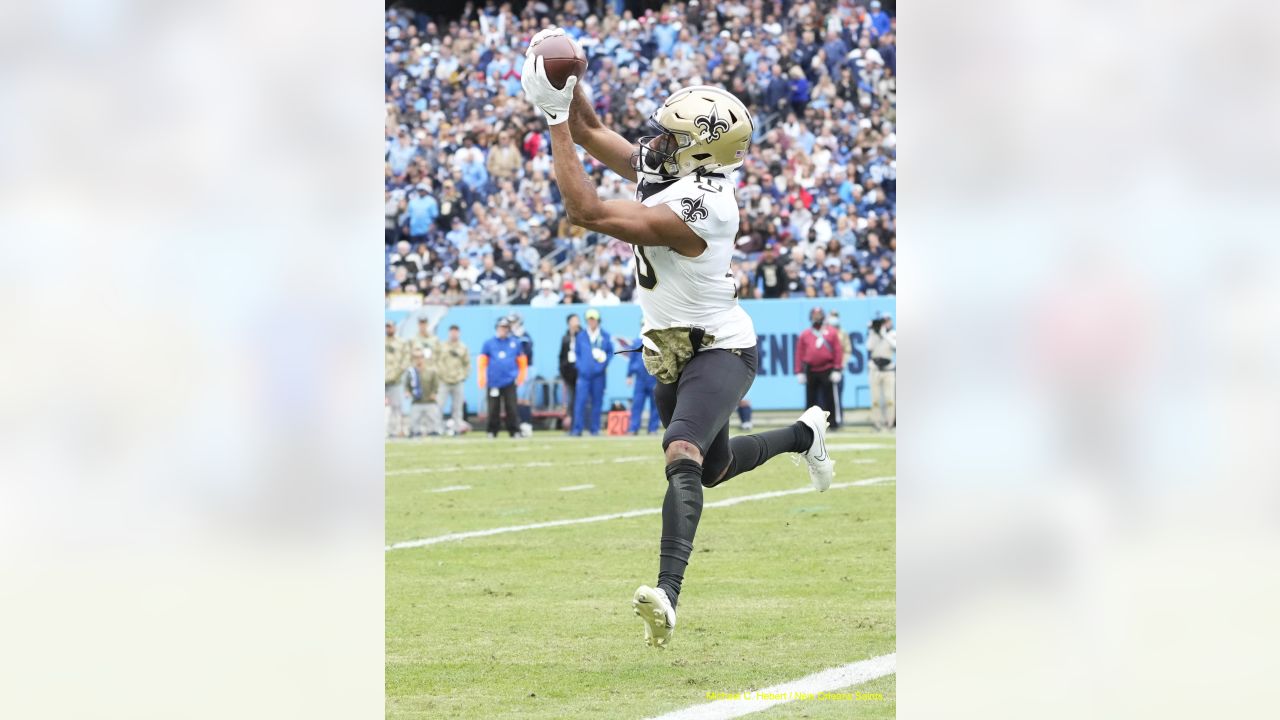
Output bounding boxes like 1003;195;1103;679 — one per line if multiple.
548;122;704;256
523;50;702;255
567;85;638;182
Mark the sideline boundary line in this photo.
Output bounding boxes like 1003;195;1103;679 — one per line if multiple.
643;653;896;720
385;476;894;551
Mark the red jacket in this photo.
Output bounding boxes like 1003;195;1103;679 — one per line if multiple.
795;326;844;374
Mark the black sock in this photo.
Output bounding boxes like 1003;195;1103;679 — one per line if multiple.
705;422;814;488
657;458;703;610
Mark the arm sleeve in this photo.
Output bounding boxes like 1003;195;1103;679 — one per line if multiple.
795;333;807;373
477;354;489;388
516;354;528;386
832;330;844;368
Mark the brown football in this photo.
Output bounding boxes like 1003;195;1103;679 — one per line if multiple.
528;34;587;90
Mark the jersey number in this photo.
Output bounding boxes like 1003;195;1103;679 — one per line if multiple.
635;246;658;290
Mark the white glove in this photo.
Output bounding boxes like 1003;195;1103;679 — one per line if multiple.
829;370;842;384
591;347;607;363
521;54;577;125
797;373;807;385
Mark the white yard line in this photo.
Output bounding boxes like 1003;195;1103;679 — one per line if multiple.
387;456;652;476
429;485;471;493
389;445;885;477
643;653;895;720
385;476;894;551
559;484;595;492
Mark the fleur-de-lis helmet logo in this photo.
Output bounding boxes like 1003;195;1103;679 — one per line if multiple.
680;195;709;223
694;104;731;143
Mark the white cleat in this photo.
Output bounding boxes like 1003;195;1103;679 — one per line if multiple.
796;405;835;491
632;585;676;649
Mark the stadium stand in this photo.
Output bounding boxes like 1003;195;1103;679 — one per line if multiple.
385;0;896;306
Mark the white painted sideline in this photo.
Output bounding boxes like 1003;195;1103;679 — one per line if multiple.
385;476;894;551
643;653;895;720
429;485;471;493
559;484;595;492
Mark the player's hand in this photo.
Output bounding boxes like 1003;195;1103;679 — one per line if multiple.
521;54;577;126
796;373;806;385
627;376;634;386
829;371;842;384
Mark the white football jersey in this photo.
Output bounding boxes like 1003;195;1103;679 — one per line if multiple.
633;173;756;351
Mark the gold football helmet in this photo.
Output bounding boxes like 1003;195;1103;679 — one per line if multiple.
632;85;754;179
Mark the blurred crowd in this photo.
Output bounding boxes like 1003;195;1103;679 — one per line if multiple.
385;0;896;306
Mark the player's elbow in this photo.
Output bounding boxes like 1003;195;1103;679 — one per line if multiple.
565;203;604;230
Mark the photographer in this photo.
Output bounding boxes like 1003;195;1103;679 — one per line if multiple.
867;313;896;431
795;307;843;429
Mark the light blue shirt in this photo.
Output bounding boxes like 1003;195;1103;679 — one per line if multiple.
406;194;438;235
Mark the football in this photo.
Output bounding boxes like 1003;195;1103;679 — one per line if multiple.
528;34;587;90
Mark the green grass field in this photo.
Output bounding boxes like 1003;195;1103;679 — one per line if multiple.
386;428;895;719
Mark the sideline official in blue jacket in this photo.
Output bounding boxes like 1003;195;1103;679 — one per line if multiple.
478;317;527;438
571;308;611;436
625;337;661;434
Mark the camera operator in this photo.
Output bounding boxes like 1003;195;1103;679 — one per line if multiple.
867;313;896;431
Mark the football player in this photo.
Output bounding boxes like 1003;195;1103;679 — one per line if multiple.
522;29;835;649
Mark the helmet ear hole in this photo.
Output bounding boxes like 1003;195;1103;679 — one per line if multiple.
691;153;711;161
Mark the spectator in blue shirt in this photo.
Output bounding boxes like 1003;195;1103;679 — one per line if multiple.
653;21;678;56
835;268;861;298
387;129;417;176
571;308;612;436
822;31;849;78
444;217;470;249
788;66;811;115
405;187;438;241
475;254;507;303
869;1;894;38
460;149;490;200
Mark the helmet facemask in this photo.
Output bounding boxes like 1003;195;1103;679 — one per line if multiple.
631;120;693;182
